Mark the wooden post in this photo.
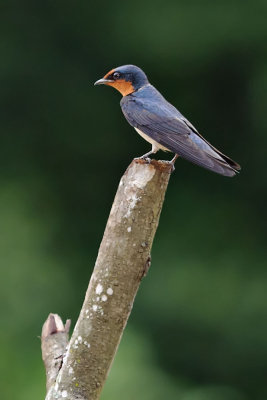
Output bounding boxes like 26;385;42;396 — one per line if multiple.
42;159;172;400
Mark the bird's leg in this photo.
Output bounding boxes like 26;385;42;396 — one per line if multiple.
168;154;179;172
140;149;154;159
135;145;158;163
170;154;179;164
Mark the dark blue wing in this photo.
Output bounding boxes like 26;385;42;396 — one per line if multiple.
121;86;240;176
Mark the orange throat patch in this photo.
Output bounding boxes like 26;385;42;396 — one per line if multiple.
106;79;135;96
103;69;135;96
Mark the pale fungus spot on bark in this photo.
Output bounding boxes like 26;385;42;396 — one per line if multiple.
101;294;108;302
85;309;89;314
61;390;68;398
95;284;103;295
92;305;98;312
68;367;74;375
77;336;82;344
124;193;140;218
107;288;113;295
131;163;155;189
127;226;132;232
96;296;100;301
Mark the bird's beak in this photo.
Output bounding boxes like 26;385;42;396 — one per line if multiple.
94;78;113;86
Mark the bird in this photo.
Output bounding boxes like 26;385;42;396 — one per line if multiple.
94;64;241;177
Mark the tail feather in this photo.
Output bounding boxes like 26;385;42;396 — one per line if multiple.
208;155;240;177
178;148;240;177
211;147;241;172
190;131;241;176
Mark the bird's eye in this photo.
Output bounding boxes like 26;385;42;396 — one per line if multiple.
113;72;121;80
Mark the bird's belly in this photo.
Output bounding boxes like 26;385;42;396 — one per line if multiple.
134;128;170;152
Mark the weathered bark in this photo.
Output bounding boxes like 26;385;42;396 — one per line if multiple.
42;159;172;400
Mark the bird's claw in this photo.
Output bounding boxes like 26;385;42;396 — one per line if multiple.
158;160;176;172
134;156;152;164
165;160;176;172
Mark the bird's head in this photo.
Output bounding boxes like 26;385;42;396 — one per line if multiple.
94;65;148;96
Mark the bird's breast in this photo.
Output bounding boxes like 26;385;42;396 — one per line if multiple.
134;128;170;152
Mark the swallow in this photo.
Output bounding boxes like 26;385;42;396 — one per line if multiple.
94;65;241;177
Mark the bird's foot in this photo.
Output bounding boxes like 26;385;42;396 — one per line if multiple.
163;161;175;172
134;156;152;164
159;155;179;172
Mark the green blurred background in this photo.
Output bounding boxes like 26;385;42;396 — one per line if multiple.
1;1;267;399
